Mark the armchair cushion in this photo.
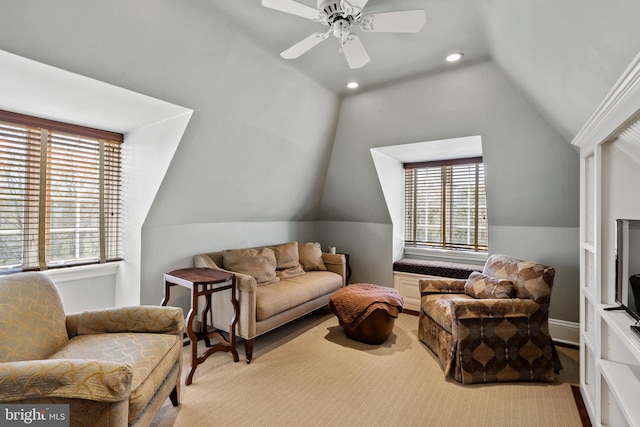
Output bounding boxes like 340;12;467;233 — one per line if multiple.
0;359;132;402
482;254;554;303
422;294;474;333
49;332;181;424
464;272;515;299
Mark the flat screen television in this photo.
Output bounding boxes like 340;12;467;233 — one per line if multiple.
614;219;640;326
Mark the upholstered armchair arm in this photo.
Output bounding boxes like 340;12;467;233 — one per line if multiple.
322;253;347;286
66;306;184;337
450;298;541;321
419;278;467;295
0;359;132;402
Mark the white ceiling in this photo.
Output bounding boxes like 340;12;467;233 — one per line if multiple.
213;0;490;93
212;0;640;141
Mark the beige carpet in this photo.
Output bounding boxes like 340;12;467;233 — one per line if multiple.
151;310;582;427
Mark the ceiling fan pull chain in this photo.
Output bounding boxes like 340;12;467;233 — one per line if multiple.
338;34;345;53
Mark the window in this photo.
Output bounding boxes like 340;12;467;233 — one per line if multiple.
404;157;488;252
0;110;123;272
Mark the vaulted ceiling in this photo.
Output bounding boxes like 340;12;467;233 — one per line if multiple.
212;0;640;141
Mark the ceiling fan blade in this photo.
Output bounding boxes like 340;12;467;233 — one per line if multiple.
262;0;319;20
281;33;328;59
347;0;370;9
342;35;370;69
360;9;427;33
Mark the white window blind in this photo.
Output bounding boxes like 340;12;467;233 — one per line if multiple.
404;157;488;252
0;110;123;272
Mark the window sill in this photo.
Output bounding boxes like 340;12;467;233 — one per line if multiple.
403;247;487;265
43;262;120;284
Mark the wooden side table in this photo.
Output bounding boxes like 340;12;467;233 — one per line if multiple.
162;268;239;385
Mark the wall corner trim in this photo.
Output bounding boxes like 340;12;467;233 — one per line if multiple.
571;50;640;152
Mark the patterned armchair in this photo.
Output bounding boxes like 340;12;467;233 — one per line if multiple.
0;272;184;427
418;254;562;384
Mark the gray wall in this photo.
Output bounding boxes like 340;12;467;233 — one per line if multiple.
0;0;340;307
0;2;580;323
320;60;581;322
479;0;640;141
142;221;319;310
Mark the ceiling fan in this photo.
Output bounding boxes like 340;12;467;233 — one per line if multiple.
262;0;427;69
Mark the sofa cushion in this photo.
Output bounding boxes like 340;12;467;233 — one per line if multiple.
49;332;181;424
464;272;515;299
271;241;306;279
421;294;474;333
276;264;306;279
270;241;299;269
256;271;342;321
223;247;280;286
298;242;327;271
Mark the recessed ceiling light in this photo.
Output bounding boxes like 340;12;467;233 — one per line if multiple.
446;52;464;62
346;81;360;89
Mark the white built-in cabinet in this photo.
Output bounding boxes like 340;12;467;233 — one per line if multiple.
393;272;422;312
573;52;640;427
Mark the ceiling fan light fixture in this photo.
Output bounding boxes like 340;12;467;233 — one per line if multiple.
446;52;464;62
346;81;360;89
262;0;426;69
332;19;350;38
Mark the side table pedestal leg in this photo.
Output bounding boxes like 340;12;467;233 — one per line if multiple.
185;305;198;386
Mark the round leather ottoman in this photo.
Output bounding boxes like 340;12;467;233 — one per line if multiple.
329;283;404;345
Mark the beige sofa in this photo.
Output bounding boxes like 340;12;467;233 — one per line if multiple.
194;241;346;362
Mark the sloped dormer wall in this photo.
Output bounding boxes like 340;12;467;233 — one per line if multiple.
0;0;340;309
318;60;581;325
0;2;580;327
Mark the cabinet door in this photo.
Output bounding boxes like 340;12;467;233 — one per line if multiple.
393;273;439;312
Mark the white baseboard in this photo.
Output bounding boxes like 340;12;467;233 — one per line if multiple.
549;318;579;346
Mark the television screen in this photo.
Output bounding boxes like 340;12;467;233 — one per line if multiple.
615;219;640;321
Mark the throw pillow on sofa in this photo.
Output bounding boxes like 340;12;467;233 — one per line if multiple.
298;242;327;271
270;241;305;279
222;247;280;286
464;271;515;299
